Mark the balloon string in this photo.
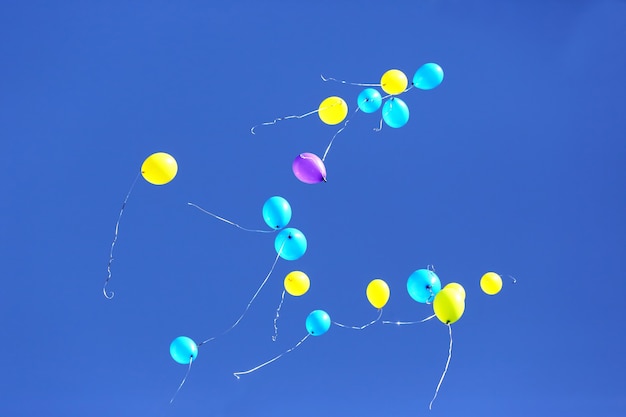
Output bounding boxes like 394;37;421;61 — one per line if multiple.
233;333;310;379
103;172;141;299
271;290;286;342
429;324;453;410
250;109;320;134
320;74;380;87
198;240;286;346
170;356;193;404
373;119;383;132
332;308;383;330
382;314;436;326
321;107;360;162
187;202;275;233
509;275;518;284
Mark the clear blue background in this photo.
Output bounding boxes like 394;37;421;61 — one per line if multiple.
1;1;625;416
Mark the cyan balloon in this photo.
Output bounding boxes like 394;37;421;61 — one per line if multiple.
306;310;331;336
382;97;409;128
274;227;307;260
357;88;382;113
262;196;292;229
170;336;198;365
413;63;444;90
407;269;441;303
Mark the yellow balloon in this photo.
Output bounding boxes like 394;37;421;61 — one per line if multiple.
318;96;348;125
380;69;408;95
480;272;503;295
141;152;178;185
366;279;390;309
284;271;310;296
433;287;465;324
444;282;466;301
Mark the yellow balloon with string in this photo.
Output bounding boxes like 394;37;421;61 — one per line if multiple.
141;152;178;185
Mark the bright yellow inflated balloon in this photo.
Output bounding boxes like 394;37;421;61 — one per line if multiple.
141;152;178;185
480;272;502;295
284;271;310;296
433;287;465;324
366;279;390;309
318;96;348;125
444;282;466;301
380;69;408;95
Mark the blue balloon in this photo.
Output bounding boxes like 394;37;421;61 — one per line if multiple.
274;227;307;260
262;196;292;229
407;269;441;303
382;98;409;128
412;63;444;90
306;310;331;336
357;88;382;113
170;336;198;365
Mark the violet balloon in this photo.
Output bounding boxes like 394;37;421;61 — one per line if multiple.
292;153;327;184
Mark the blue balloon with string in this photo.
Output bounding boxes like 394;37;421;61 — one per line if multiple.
262;196;292;229
357;88;382;113
413;63;444;90
170;336;198;364
407;269;441;303
382;97;409;128
274;227;307;260
306;310;331;336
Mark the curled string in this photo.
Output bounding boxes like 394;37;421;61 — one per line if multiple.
332;308;383;330
187;202;275;233
197;240;286;347
272;290;286;342
233;333;310;379
250;109;319;134
382;314;436;326
509;275;518;284
429;324;453;410
373;119;383;132
170;356;194;404
103;172;141;299
320;74;380;87
322;107;360;162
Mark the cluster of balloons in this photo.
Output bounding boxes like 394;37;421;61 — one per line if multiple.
278;63;445;185
105;60;515;409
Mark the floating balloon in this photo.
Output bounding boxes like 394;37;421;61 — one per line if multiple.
318;96;348;125
274;227;307;260
382;97;409;128
480;272;503;295
444;282;466;301
380;69;408;95
103;151;179;299
284;271;310;296
357;88;383;113
292;153;327;184
366;279;390;309
407;269;441;303
413;63;444;90
170;336;198;364
141;152;178;185
262;196;292;229
306;310;331;336
433;287;465;324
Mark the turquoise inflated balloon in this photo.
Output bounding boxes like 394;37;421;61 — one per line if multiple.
274;227;307;260
407;269;441;303
357;88;382;113
262;196;292;229
306;310;331;336
412;63;444;90
170;336;198;365
382;97;409;128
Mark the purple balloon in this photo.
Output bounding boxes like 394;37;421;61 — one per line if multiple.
292;153;327;184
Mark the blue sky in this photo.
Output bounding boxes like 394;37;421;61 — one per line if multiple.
1;1;625;416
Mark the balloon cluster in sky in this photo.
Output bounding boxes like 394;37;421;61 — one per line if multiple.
253;63;445;185
104;61;516;410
